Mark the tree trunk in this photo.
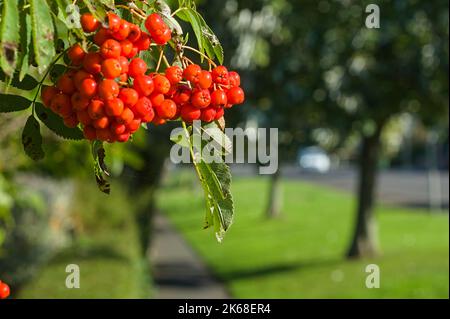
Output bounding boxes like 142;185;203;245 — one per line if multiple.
347;130;382;258
266;169;282;218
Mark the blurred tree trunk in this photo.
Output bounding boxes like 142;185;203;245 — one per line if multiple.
347;128;383;258
266;169;282;218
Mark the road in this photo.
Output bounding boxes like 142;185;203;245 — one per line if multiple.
231;165;449;210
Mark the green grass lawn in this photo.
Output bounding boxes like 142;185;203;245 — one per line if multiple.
18;227;147;299
18;181;150;299
158;172;449;299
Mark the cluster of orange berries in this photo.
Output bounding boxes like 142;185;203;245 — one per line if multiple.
40;12;245;143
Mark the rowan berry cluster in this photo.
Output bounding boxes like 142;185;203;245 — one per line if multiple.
0;280;10;299
40;11;245;143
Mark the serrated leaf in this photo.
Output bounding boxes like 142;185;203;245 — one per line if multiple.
0;94;31;113
35;102;84;140
91;140;110;194
0;70;39;90
176;8;204;60
30;0;56;73
184;123;234;242
201;121;232;155
22;115;45;161
18;8;31;81
0;0;20;76
196;14;224;64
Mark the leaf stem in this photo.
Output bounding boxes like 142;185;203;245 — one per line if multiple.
32;51;65;115
182;45;217;67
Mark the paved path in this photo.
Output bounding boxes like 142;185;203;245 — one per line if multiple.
150;214;230;299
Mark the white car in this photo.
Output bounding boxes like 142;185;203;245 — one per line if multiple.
298;146;331;173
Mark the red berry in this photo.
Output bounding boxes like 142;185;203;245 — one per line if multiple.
133;75;154;96
64;113;79;128
128;58;147;78
100;39;122;59
111;122;126;135
149;92;165;108
212;66;229;85
112;19;130;41
71;92;90;111
152;115;166;126
127;118;142;132
117;56;129;74
101;58;122;79
105;98;124;117
134;32;151;51
81;13;100;33
73;70;94;91
153;75;171;94
107;12;121;32
94;28;111;46
201;107;217;123
155;99;177;119
116;132;131;143
57;73;76;95
142;107;155;123
227;87;245;105
120;40;134;57
198;70;213;89
181;104;201;123
51;93;72;118
151;27;172;45
125;46;139;59
119;88;139;107
173;85;192;105
83;125;97;140
79;78;98;98
83;52;102;74
41;86;58;107
183;64;202;84
128;24;142;42
67;44;86;65
97;128;113;142
0;282;10;299
77;110;92;126
145;13;167;33
88;99;105;119
165;66;183;85
210;90;228;108
93;116;110;130
117;107;134;125
228;71;241;87
98;79;120;100
214;107;225;120
132;97;153;118
191;89;211;109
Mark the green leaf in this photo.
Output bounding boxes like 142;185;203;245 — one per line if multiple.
22;115;45;161
91;141;111;194
30;0;56;73
196;14;224;65
0;94;31;113
0;0;20;76
196;158;234;242
82;0;107;22
35;103;84;140
18;8;32;81
176;8;204;60
183;123;234;242
0;70;39;90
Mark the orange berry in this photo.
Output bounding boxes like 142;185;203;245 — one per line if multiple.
81;13;100;33
104;98;124;117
